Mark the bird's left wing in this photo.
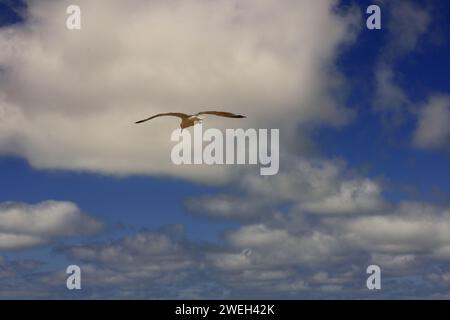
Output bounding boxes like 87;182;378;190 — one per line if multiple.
135;112;189;124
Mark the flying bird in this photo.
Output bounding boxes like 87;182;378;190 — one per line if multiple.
135;111;246;129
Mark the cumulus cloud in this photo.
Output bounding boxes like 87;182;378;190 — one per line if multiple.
336;202;450;253
225;224;342;266
301;179;385;214
0;162;443;298
196;201;450;295
49;226;234;298
185;194;273;220
413;94;450;151
0;256;50;299
57;224;347;297
186;157;387;218
61;226;194;287
0;0;360;183
0;200;103;250
369;253;417;270
180;153;450;297
14;197;450;298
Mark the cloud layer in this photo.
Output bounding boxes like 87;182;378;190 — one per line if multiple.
18;158;444;298
0;200;102;250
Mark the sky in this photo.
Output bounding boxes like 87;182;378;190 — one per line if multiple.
0;0;449;299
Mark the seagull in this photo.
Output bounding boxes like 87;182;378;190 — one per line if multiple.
135;111;246;130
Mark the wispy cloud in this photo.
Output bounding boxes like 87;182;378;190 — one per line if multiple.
413;94;450;152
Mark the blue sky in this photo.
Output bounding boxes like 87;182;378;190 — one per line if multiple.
0;0;449;299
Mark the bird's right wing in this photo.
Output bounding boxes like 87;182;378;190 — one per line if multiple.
196;111;246;118
135;112;189;124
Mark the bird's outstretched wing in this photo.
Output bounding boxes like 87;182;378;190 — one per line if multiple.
196;111;246;118
135;112;189;124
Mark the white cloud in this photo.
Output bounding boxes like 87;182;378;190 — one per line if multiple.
224;224;342;266
369;253;417;270
0;0;359;183
301;179;385;214
337;202;450;254
239;157;345;202
413;94;450;151
206;252;253;271
0;233;46;250
186;157;386;217
0;201;102;250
